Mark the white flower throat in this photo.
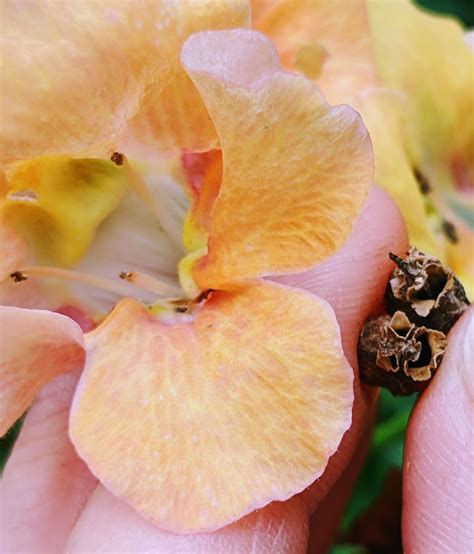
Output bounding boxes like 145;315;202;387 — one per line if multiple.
8;153;192;316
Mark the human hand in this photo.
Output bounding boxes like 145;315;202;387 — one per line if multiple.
1;187;472;553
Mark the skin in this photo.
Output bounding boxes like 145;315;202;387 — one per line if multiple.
1;186;472;553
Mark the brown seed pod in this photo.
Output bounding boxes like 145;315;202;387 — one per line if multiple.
358;311;447;396
386;248;470;334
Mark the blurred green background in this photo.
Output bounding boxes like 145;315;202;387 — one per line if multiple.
0;1;472;552
418;0;473;25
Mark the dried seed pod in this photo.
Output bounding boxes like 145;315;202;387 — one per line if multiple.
386;248;469;334
358;311;447;396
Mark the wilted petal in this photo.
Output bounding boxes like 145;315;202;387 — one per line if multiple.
2;1;250;165
70;282;353;532
0;307;85;435
181;30;373;290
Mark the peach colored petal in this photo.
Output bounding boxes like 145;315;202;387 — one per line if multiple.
0;223;29;281
182;150;223;252
252;0;378;105
0;222;63;310
181;30;373;290
70;282;353;532
0;307;85;435
124;2;250;156
181;150;222;200
2;1;250;165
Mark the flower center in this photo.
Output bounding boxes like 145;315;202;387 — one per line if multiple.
5;152;204;319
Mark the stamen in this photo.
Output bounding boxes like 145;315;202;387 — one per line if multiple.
10;266;142;298
111;152;164;228
120;270;182;297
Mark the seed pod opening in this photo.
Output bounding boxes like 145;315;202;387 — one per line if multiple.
386;248;469;333
358;311;447;396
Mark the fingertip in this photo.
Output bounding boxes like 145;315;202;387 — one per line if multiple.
66;486;309;553
403;308;474;552
0;372;97;553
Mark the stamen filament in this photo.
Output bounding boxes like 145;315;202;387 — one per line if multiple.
11;266;147;298
112;153;165;229
120;270;182;297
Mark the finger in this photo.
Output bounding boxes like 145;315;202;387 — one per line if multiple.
307;408;376;553
66;486;309;553
277;184;408;510
0;372;97;553
67;185;407;552
402;307;474;553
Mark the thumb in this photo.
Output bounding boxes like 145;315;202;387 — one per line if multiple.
403;307;474;552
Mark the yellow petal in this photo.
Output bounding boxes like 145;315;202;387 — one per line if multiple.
4;156;127;266
0;307;85;435
252;0;378;105
367;0;474;164
367;0;474;297
181;30;373;290
2;1;249;165
446;222;474;299
356;90;440;256
358;88;474;297
70;282;353;532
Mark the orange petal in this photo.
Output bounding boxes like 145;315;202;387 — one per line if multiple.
70;282;353;532
124;2;250;156
182;150;223;252
181;150;222;200
2;1;249;165
252;0;378;105
181;30;373;290
0;307;85;435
